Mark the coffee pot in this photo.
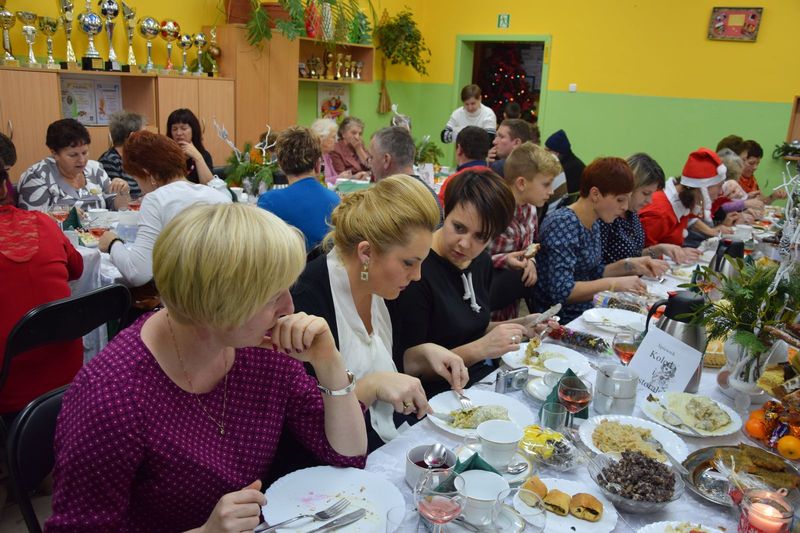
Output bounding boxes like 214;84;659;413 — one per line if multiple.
712;238;744;280
645;291;707;393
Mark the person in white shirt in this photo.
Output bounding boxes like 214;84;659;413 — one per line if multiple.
99;131;230;288
441;84;497;144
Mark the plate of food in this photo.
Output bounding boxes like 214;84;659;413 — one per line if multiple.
521;477;617;533
637;521;725;533
503;341;592;377
581;308;646;333
641;392;742;437
664;264;698;282
263;466;404;532
579;415;689;463
427;389;536;437
77;231;99;248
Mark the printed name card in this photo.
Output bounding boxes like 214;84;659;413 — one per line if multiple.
628;327;703;400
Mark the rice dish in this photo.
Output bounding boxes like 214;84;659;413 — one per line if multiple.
591;420;665;461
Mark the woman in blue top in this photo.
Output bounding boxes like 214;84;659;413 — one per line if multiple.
535;157;668;323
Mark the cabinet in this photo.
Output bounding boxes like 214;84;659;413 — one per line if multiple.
297;37;374;84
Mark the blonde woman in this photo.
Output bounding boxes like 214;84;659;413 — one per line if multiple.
311;118;368;186
49;203;366;532
292;175;468;449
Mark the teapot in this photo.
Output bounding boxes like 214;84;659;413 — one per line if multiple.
645;291;707;393
712;238;744;280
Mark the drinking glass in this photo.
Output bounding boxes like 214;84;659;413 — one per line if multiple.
558;376;593;429
48;201;71;230
386;504;419;532
540;401;567;431
612;331;641;366
493;488;546;532
414;470;464;533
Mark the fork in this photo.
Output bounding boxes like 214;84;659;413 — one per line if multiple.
255;498;349;533
454;390;473;410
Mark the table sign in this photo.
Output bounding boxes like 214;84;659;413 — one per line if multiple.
628;327;703;400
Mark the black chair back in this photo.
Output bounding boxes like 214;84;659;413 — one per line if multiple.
7;385;67;533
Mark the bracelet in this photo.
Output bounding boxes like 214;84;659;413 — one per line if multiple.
317;370;356;396
108;237;124;252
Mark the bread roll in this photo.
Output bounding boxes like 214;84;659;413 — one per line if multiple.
524;243;541;259
520;476;547;502
569;493;603;522
543;489;570;516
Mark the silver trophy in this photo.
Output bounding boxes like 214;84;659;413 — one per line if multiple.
137;16;159;72
16;12;40;68
77;0;103;70
99;0;120;71
121;1;137;71
177;33;192;75
38;16;61;69
192;32;206;77
159;19;180;74
57;0;79;69
0;0;17;67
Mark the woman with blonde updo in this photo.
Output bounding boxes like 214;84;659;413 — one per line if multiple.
292;175;469;450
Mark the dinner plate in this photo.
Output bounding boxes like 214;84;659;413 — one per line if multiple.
524;377;551;402
582;308;646;333
502;342;592;377
664;265;699;282
637;521;725;533
579;414;689;462
533;477;618;533
263;466;403;532
427;389;536;438
454;446;532;485
641;392;742;437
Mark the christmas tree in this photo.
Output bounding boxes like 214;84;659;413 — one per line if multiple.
478;45;537;122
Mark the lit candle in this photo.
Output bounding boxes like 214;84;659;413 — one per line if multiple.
747;502;788;533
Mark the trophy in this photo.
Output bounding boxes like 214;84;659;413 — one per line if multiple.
121;1;137;71
324;51;334;80
0;0;17;67
344;54;352;79
16;12;40;68
159;19;179;74
99;0;120;71
192;32;206;77
207;26;220;77
38;17;61;69
335;53;343;80
77;0;103;70
57;0;79;70
355;61;363;80
176;33;191;75
137;16;158;72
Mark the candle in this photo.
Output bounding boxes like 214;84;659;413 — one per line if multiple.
746;502;788;533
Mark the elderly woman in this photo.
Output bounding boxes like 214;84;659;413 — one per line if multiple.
535;157;667;323
329;117;371;176
166;108;213;185
599;153;701;265
311;118;369;186
17;118;129;211
0;162;83;417
394;168;555;396
98;131;230;288
47;203;367;532
98;111;146;197
293;175;467;449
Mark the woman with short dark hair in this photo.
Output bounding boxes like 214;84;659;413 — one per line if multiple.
99;111;146;196
17;118;130;211
166;108;213;185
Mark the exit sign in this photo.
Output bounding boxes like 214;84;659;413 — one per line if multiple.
497;14;510;28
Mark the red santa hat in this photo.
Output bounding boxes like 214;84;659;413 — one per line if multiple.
680;148;726;188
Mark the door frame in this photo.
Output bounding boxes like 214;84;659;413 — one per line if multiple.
453;34;552;134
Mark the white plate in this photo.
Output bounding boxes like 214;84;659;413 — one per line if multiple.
582;308;646;333
502;342;592;377
641;392;742;437
454;447;532;485
579;414;689;462
664;265;698;282
525;377;551;402
637;520;725;533
531;477;618;533
427;389;537;438
263;466;403;532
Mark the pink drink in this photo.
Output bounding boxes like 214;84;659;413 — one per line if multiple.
559;388;592;414
417;496;462;525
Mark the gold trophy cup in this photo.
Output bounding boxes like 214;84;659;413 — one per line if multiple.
176;33;192;76
38;17;61;70
57;0;80;70
16;12;40;69
192;32;206;77
77;0;103;70
99;0;121;71
121;1;137;71
137;16;159;73
0;0;18;67
159;19;180;75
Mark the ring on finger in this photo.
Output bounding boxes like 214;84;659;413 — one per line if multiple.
511;334;519;344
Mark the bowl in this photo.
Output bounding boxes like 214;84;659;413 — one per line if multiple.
404;444;457;489
587;453;684;513
518;425;580;472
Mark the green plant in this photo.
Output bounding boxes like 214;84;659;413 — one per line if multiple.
225;142;277;196
772;141;800;160
415;136;444;165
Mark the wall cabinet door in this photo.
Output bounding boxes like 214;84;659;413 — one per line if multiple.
156;77;200;135
198;79;235;166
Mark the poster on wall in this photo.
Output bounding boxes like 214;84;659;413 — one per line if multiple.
317;83;350;124
60;78;97;125
707;7;763;41
94;80;123;125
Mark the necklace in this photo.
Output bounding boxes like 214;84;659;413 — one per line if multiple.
166;313;229;436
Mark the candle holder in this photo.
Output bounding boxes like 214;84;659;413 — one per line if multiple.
738;489;793;533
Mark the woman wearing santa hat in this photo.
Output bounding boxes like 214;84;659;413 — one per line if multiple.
639;148;728;247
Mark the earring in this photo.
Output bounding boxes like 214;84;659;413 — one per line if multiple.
360;261;369;281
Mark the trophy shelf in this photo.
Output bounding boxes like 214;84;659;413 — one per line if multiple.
297;37;373;84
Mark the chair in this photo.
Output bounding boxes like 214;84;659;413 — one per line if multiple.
6;385;67;533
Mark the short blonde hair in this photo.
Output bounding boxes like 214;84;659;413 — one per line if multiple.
153;203;305;329
503;142;562;183
325;175;440;255
310;118;338;141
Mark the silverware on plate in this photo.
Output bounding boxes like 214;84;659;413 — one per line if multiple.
255;498;349;533
306;508;367;532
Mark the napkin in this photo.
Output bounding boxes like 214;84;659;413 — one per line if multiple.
454;449;500;476
335;180;370;194
539;368;588;420
62;207;83;231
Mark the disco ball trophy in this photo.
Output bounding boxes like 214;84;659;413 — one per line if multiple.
99;0;122;71
57;0;80;70
77;0;103;70
38;16;62;70
192;32;206;77
121;2;137;72
176;33;192;76
137;16;159;73
159;19;180;75
0;0;18;67
16;12;40;69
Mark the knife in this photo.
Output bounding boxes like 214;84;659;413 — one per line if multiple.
305;508;367;532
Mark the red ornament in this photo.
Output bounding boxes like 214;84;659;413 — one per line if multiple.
305;2;321;38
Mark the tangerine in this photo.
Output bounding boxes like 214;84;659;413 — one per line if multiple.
749;409;766;421
776;435;800;460
745;418;768;441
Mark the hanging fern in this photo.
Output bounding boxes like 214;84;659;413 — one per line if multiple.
373;8;430;75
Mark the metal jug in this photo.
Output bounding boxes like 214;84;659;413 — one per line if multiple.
712;238;744;280
645;291;707;393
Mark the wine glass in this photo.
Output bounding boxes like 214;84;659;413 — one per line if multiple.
612;331;641;366
414;470;464;533
47;200;71;230
558;375;593;429
493;488;546;532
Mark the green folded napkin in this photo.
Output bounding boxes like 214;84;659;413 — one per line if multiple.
454;449;501;476
335;180;371;194
62;207;83;231
539;368;588;420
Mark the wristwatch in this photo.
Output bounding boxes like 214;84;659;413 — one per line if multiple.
623;258;633;273
317;370;356;396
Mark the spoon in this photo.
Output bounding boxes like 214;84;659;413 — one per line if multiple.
424;443;448;469
507;460;528;475
646;394;702;437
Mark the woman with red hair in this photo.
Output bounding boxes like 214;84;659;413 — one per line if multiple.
535;157;667;322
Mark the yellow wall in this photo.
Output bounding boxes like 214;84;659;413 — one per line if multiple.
6;0;220;67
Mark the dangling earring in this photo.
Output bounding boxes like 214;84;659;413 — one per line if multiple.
360;261;369;281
